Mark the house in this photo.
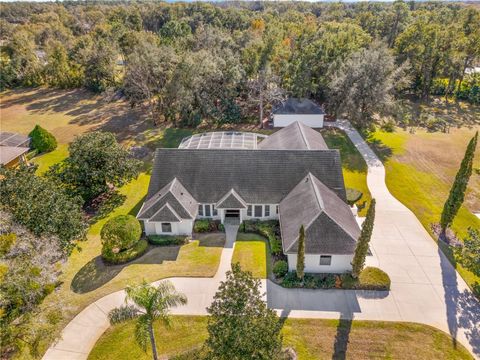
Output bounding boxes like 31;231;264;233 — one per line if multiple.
272;98;325;128
0;132;30;168
137;121;360;273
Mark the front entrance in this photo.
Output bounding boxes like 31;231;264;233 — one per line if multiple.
223;209;241;225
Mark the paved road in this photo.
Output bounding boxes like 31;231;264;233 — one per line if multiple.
43;122;480;360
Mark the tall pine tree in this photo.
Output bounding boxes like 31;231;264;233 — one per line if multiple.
352;199;376;278
297;225;305;281
441;132;478;231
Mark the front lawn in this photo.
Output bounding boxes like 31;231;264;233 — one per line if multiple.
368;127;480;295
88;316;472;360
322;128;372;216
232;233;271;279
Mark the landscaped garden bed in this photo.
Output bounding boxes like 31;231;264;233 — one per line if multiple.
240;220;283;257
148;235;189;246
193;219;224;233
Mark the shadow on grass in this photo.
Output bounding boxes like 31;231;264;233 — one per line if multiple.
71;233;225;294
321;128;367;172
362;131;393;163
332;313;353;360
144;128;194;149
71;245;181;294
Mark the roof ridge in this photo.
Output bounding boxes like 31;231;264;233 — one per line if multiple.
297;122;311;149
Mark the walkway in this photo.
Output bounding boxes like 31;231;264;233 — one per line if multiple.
43;121;479;360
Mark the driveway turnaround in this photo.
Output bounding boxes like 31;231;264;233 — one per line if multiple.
43;122;480;360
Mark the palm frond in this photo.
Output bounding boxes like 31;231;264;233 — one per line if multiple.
108;305;140;325
135;315;150;351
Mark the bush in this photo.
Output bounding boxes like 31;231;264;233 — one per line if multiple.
346;188;363;206
28;125;57;153
273;260;288;278
148;235;188;246
193;219;223;233
358;267;391;290
281;272;337;289
101;215;142;259
102;239;148;265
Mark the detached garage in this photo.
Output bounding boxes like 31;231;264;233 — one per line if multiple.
272;98;325;128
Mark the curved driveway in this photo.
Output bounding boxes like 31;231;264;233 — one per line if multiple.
43;121;479;360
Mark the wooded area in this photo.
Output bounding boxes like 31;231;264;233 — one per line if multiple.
1;1;479;127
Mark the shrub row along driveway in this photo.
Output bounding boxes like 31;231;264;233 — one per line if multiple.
43;121;480;360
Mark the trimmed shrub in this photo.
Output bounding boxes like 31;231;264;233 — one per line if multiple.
102;239;148;265
148;235;188;246
193;219;224;233
358;267;391;290
346;188;363;206
29;125;57;153
272;260;288;278
101;215;142;259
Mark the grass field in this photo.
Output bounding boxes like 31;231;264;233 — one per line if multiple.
88;315;472;360
322;128;371;216
232;233;271;279
368;127;480;294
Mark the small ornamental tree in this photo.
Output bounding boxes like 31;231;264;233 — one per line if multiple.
461;228;480;276
101;215;141;258
296;225;305;281
205;263;283;359
28;124;57;153
352;199;376;278
48;132;141;202
441;132;478;231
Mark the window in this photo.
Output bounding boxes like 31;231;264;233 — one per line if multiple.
161;223;172;233
319;255;332;266
212;205;218;216
205;204;211;217
264;205;270;217
198;205;203;216
254;205;262;218
247;205;252;217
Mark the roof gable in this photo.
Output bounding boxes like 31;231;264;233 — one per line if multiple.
150;203;181;222
258;121;328;150
279;173;360;255
137;178;197;220
216;189;247;209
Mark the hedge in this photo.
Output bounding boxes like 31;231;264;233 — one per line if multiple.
28;125;57;153
273;260;288;278
357;267;391;290
193;219;224;233
102;239;148;265
148;235;189;246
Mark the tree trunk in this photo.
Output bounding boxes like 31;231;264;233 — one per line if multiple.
259;92;264;129
149;323;158;360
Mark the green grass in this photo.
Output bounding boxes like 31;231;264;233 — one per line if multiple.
322;128;371;216
88;316;473;360
232;233;270;279
31;143;69;174
369;128;480;295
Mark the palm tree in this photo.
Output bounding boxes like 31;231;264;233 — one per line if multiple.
108;280;187;360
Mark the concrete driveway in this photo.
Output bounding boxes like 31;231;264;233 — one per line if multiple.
43;121;479;360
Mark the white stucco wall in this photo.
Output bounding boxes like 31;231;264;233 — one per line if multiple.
287;254;353;273
273;114;324;128
143;220;193;236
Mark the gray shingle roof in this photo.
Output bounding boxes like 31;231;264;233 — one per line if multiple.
258;121;328;150
216;189;247;209
150;203;181;222
137;178;197;220
0;132;30;147
0;146;30;166
279;173;360;255
273;98;325;115
147;149;346;205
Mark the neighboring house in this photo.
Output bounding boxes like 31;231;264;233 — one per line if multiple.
272;98;325;128
0;132;30;168
138;121;360;273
